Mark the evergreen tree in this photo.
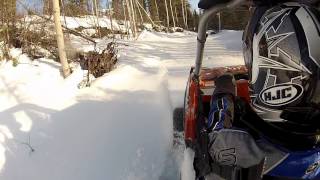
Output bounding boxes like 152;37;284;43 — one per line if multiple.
207;6;250;31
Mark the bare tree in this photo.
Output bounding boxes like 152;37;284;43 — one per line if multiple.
181;0;186;28
164;0;170;31
43;0;52;15
60;0;70;39
122;1;130;38
184;0;188;29
0;0;17;60
174;6;179;26
136;0;156;27
125;0;137;38
112;0;124;20
154;0;160;22
52;0;71;77
106;0;114;34
169;0;175;28
135;0;144;26
218;12;221;32
92;0;101;37
130;0;138;36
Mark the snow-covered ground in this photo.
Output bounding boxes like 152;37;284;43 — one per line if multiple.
0;30;244;180
24;15;126;30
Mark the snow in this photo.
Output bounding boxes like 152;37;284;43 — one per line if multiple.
203;30;244;68
62;16;124;31
24;15;125;31
23;15;129;39
181;148;196;180
0;30;244;179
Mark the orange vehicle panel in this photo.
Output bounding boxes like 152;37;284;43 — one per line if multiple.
184;75;199;143
184;66;250;145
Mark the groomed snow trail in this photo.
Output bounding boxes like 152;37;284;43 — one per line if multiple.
0;30;243;180
131;30;243;109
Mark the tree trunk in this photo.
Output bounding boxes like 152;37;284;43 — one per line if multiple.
106;0;114;35
218;12;221;32
174;6;179;26
135;0;144;26
154;0;160;23
181;0;186;29
125;0;137;38
123;1;129;38
130;0;138;36
169;0;175;28
93;0;99;20
43;0;52;15
184;0;188;29
52;0;71;78
136;0;156;27
93;0;101;38
164;0;170;31
60;0;69;39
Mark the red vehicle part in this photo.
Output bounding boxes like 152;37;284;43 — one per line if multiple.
184;74;200;146
184;66;250;147
236;79;250;103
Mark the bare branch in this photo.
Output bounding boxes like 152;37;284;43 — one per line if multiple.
16;0;97;44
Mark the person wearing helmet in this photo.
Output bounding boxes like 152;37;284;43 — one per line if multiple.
201;0;320;179
242;0;320;139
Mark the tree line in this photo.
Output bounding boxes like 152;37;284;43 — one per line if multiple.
112;0;196;30
42;0;198;30
207;7;251;31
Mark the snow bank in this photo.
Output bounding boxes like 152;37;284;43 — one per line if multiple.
0;53;173;180
181;148;196;180
62;16;123;31
138;30;196;43
23;15;126;34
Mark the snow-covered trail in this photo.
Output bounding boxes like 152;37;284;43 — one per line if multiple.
125;30;243;108
0;30;244;180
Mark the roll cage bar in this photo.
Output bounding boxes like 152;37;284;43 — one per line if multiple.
194;0;247;76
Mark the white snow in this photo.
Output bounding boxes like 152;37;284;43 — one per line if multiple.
0;30;244;180
181;148;196;180
62;16;124;31
24;15;125;31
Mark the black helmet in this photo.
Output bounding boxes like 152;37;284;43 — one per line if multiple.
243;2;320;122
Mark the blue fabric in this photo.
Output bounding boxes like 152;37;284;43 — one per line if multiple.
266;148;320;179
207;101;218;128
208;97;229;131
